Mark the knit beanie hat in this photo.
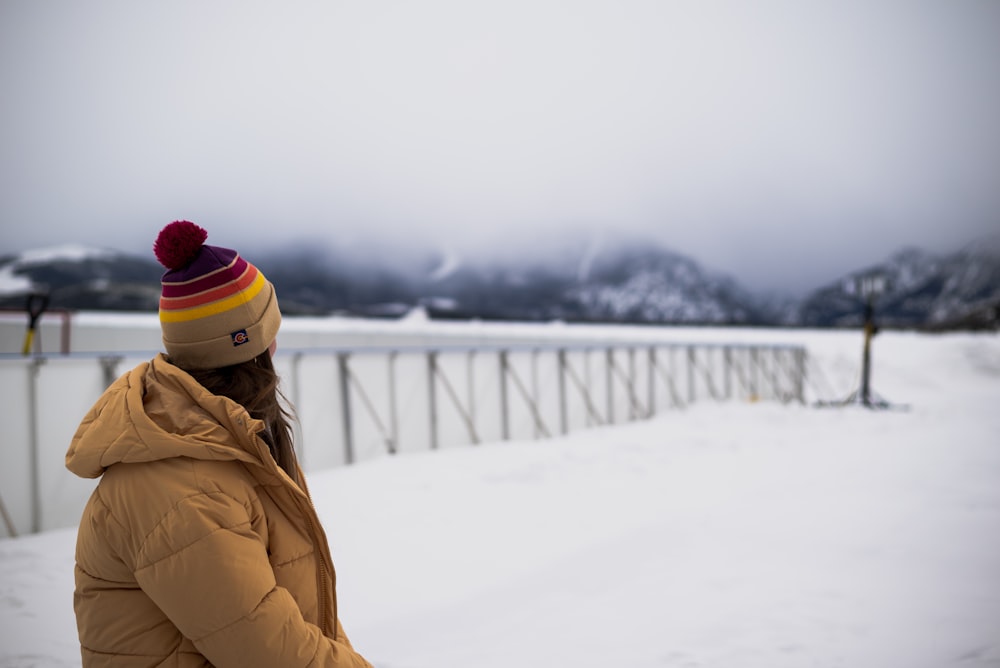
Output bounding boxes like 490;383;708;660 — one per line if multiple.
153;220;281;370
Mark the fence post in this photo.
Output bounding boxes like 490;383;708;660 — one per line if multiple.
723;346;732;400
531;349;541;439
288;352;306;465
647;347;656;418
627;348;636;420
387;351;399;454
499;350;510;441
687;346;695;404
336;353;355;464
584;349;594;427
27;358;44;533
767;348;778;400
427;351;439;450
706;348;720;400
605;348;615;425
795;348;807;403
558;349;568;435
466;350;477;427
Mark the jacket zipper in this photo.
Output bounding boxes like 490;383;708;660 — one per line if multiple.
246;420;338;639
301;494;336;638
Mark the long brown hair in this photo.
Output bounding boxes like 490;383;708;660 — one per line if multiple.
186;351;301;486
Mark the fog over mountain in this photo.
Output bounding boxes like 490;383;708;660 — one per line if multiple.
2;233;997;331
3;2;999;297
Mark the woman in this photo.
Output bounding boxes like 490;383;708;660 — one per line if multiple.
66;220;372;667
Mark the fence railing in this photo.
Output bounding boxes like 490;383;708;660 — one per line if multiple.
279;342;807;465
0;339;806;537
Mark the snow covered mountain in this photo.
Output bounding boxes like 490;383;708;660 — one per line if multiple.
369;235;775;324
2;235;997;329
928;237;1000;327
0;238;766;323
793;237;1000;329
0;245;162;311
562;241;768;324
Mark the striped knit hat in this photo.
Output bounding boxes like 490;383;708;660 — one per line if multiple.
153;220;281;370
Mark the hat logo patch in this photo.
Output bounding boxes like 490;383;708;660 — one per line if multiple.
231;329;250;346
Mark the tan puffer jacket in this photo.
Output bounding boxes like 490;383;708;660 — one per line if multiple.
65;354;373;667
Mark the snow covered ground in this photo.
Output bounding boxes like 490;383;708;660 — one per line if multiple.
1;328;999;667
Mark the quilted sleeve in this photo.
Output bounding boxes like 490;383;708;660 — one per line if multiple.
133;491;372;668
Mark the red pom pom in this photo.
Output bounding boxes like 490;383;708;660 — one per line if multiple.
154;220;208;270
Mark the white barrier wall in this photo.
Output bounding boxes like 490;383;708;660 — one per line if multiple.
0;313;808;538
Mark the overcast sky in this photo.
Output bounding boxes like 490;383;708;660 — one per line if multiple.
2;1;998;294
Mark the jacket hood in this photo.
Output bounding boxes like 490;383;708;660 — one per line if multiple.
66;354;268;479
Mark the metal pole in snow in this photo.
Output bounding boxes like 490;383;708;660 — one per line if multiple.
336;354;354;465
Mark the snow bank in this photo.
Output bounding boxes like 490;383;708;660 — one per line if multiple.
2;328;999;667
